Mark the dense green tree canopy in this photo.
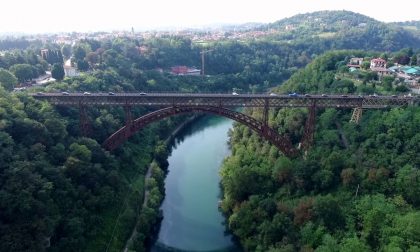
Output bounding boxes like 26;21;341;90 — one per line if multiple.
0;68;18;90
9;63;37;82
220;50;420;251
51;63;65;81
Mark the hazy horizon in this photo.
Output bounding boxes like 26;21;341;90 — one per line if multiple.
1;0;419;34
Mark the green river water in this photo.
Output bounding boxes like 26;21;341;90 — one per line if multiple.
151;116;241;252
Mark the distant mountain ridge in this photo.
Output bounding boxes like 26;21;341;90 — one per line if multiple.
268;10;377;29
251;10;420;51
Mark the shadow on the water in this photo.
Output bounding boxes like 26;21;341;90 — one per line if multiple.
168;115;232;150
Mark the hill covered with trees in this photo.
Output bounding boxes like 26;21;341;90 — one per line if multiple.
220;50;420;251
259;10;420;52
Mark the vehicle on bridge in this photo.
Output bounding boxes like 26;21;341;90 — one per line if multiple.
30;91;419;156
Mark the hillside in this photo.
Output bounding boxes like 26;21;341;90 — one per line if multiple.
391;20;420;36
269;10;377;30
259;10;420;51
220;50;420;251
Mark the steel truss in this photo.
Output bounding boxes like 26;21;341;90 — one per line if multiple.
102;106;299;157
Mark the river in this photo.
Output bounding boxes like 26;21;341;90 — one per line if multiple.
151;116;241;252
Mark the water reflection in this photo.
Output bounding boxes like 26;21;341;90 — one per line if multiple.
150;116;242;252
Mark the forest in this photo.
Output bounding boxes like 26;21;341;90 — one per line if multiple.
0;10;419;252
220;50;420;251
262;10;420;52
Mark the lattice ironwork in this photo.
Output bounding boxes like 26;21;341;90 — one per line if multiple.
33;93;418;109
102;106;299;157
301;102;317;151
350;107;363;124
32;92;419;157
124;105;133;138
79;105;91;137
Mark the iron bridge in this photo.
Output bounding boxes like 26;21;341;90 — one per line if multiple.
31;92;419;157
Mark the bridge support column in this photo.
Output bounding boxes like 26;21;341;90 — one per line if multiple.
301;102;317;151
79;105;91;137
262;98;269;126
260;99;270;139
350;107;363;124
124;105;133;138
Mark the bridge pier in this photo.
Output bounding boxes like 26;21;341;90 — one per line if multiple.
263;98;269;126
124;105;133;138
79;105;91;137
350;107;363;124
33;92;416;157
301;102;317;151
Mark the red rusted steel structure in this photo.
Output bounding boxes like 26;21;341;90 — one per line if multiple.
32;92;418;157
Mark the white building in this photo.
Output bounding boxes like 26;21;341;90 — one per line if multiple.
64;65;78;77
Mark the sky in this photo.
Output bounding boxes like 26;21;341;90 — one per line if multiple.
2;0;419;33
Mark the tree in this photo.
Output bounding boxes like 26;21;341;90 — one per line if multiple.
382;76;394;91
0;68;18;90
315;234;339;252
86;52;99;68
51;63;65;80
9;63;35;82
361;61;371;70
46;50;63;65
61;44;72;59
396;165;420;206
410;54;418;66
314;195;345;231
76;60;89;71
341;168;356;186
73;46;87;61
339;237;370;252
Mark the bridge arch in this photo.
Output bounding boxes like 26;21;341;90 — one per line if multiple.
103;106;299;157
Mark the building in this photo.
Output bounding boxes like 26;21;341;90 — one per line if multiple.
347;57;363;68
285;25;295;31
170;66;201;76
186;68;201;75
171;66;188;75
64;65;78;77
370;58;387;69
374;68;392;77
388;66;400;73
40;49;49;60
402;66;420;77
370;58;391;78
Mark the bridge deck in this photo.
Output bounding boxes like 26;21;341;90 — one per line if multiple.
31;93;418;109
